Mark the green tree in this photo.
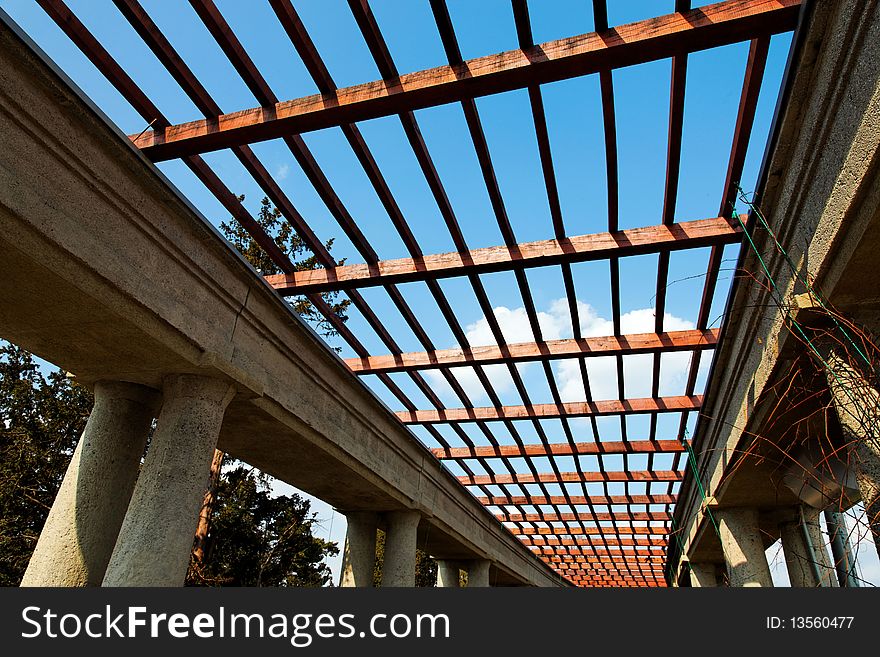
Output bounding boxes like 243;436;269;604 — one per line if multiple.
187;466;337;587
0;342;92;585
188;195;349;585
220;195;350;340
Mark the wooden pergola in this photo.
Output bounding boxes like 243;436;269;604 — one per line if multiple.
35;0;802;586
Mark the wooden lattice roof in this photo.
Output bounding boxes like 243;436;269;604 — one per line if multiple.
26;0;802;586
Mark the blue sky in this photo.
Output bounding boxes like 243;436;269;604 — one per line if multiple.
4;0;876;586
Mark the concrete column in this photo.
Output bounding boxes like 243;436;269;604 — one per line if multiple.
467;559;491;587
102;375;235;586
435;560;460;587
688;562;718;587
825;508;859;587
21;381;160;586
780;510;824;587
824;351;880;563
380;510;420;587
803;509;837;587
339;511;378;587
716;507;773;587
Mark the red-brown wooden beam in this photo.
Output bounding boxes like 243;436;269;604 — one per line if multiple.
397;395;701;424
433;439;684;460
551;562;666;573
459;470;682;486
530;544;664;555
569;577;664;586
130;0;800;160
345;327;718;375
267;217;740;294
512;525;669;536
477;494;677;505
520;536;667;547
499;511;672;523
543;555;666;564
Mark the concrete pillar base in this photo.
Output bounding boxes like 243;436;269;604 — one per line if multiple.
467;559;491;587
716;507;773;587
688;561;718;587
780;508;829;587
339;511;378;587
102;375;235;587
381;510;420;587
435;560;460;587
21;381;160;587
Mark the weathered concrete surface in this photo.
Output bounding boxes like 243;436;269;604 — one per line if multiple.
339;512;378;588
436;560;461;587
21;381;159;586
688;562;718;587
780;513;823;587
0;17;567;587
103;375;234;586
381;511;420;587
467;560;491;588
717;508;773;587
823;351;880;562
672;0;880;577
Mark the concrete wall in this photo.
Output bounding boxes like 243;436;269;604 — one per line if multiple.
673;0;880;570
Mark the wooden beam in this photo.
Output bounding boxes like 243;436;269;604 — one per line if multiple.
499;511;672;523
477;494;677;505
397;395;701;424
459;470;683;486
131;0;800;160
433;439;684;460
520;536;667;547
543;554;666;564
551;562;666;572
531;545;665;557
267;217;740;294
345;328;718;374
511;526;669;536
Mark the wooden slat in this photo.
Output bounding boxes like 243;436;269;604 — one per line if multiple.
397;395;701;424
511;525;669;536
520;536;667;547
477;494;677;505
345;328;718;374
131;0;800;160
459;470;683;486
551;562;666;572
531;545;665;556
499;511;672;523
543;554;666;564
266;216;741;294
434;439;684;460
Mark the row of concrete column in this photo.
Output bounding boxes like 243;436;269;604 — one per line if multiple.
686;506;844;587
339;511;492;587
22;375;236;587
24;373;493;588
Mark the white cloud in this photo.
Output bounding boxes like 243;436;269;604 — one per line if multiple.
558;305;694;403
426;299;698;406
276;163;290;180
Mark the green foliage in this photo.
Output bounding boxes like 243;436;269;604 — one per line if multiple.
187;466;338;587
372;529;438;587
0;342;92;585
219;195;350;341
